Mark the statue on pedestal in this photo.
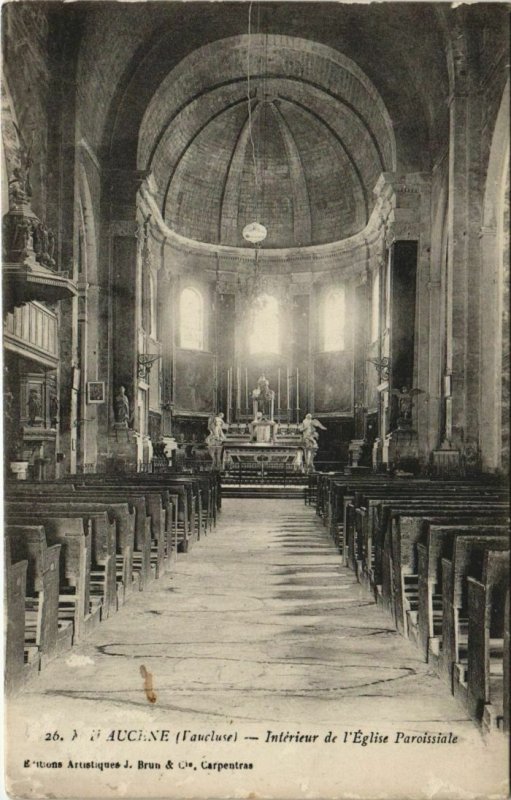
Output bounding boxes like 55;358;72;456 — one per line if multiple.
206;412;228;468
299;413;327;472
252;374;275;420
27;389;42;426
114;385;130;427
391;386;423;428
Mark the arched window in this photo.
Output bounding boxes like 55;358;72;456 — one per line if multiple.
249;294;280;354
323;287;345;351
371;270;380;343
180;287;204;350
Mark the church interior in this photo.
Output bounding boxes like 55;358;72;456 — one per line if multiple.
2;2;510;797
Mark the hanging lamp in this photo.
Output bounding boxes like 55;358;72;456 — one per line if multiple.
243;1;267;247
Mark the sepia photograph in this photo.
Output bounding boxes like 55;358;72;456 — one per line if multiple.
1;1;509;798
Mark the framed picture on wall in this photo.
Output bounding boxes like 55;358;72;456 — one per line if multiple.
86;381;105;404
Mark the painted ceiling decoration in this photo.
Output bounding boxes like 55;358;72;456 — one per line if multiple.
138;35;396;250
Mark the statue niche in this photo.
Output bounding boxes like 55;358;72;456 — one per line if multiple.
114;385;131;428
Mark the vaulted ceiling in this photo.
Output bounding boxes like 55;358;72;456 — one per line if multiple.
138;36;395;248
72;2;458;247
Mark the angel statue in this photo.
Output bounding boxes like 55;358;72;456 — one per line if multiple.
391;386;424;426
300;413;327;446
299;413;327;472
205;412;228;469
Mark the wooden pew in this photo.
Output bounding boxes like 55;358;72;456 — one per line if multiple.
8;503;117;620
4;552;39;694
440;534;510;690
40;468;218;549
333;478;505;551
387;510;509;636
346;487;507;572
341;494;507;628
6;525;72;666
70;476;191;555
7;513;96;642
465;549;509;730
72;491;157;585
366;498;508;594
503;588;510;734
7;487;153;590
416;521;509;658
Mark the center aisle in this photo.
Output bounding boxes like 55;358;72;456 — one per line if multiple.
7;499;506;799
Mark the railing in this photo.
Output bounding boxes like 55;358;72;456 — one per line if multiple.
222;460;307;487
314;461;345;472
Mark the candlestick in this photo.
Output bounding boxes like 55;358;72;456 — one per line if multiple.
227;368;232;423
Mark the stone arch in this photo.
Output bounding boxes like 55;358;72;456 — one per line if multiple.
479;81;509;472
76;162;102;469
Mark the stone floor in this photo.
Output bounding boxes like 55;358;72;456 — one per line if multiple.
6;499;508;800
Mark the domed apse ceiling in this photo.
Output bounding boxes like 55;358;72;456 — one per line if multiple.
138;35;396;249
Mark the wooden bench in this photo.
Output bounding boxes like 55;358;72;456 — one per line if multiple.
336;481;503;560
346;487;507;568
8;486;155;590
416;521;509;658
71;476;191;554
362;496;507;586
6;525;72;667
387;509;509;636
4;552;39;694
465;549;509;730
503;588;510;733
6;512;97;642
440;534;510;690
8;502;117;620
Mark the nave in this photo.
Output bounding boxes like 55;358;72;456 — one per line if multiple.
6;499;507;799
2;4;509;797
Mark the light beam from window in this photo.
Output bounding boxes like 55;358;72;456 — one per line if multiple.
324;287;345;351
180;287;204;350
249;294;280;354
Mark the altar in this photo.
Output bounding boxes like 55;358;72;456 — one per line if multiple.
222;441;304;474
205;375;322;476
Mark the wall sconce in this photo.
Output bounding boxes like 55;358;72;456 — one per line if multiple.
137;353;161;380
367;356;390;382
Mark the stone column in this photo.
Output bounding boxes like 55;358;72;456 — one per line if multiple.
445;75;482;470
372;172;431;470
106;169;148;423
104;169;148;469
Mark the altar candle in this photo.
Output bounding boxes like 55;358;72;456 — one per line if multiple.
236;367;241;411
227;368;232;423
286;368;290;410
277;368;281;412
296;367;299;410
245;369;249;411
